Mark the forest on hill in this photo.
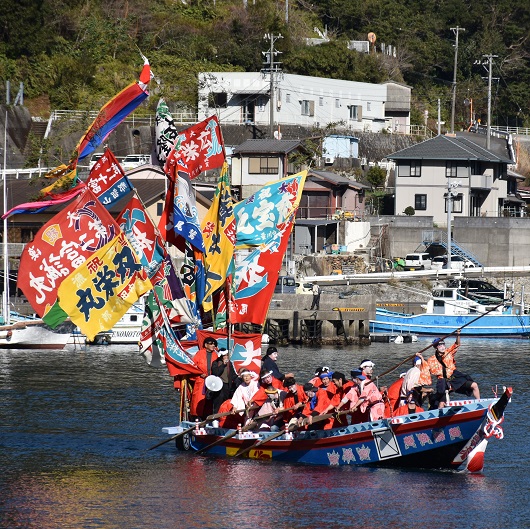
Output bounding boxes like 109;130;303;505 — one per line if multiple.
0;0;529;130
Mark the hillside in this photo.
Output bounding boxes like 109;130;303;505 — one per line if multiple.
0;0;528;134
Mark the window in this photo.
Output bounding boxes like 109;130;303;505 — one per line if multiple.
415;194;427;210
348;105;362;121
157;202;163;216
207;92;227;108
446;161;468;177
286;93;291;103
257;97;265;112
248;157;279;174
301;100;315;116
445;193;463;213
335;98;340;108
319;97;324;107
398;160;422;177
367;102;371;111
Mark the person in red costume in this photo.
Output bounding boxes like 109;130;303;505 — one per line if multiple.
299;382;332;430
282;376;307;424
189;337;219;420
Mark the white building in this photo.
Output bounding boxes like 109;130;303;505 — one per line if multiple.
198;72;410;134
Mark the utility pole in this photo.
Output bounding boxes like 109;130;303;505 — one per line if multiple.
484;54;497;150
446;181;460;270
450;26;465;134
262;34;283;138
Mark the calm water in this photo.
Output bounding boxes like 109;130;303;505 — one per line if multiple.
1;338;529;529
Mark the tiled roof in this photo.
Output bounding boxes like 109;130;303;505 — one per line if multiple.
233;139;303;154
309;170;370;189
388;134;513;163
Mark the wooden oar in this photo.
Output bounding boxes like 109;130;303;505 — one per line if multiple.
146;407;246;451
234;409;351;458
377;298;508;381
195;404;301;455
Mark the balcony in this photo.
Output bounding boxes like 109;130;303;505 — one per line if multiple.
470;173;492;190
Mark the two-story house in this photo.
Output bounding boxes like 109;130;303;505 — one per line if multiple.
388;132;520;225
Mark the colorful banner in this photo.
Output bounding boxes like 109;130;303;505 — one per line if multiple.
76;58;151;162
233;171;307;248
154;98;179;164
231;219;295;325
164;115;225;180
17;189;120;322
196;330;262;376
201;163;236;313
86;148;133;207
56;232;152;341
116;193;165;278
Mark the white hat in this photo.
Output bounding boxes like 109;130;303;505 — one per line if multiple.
360;360;375;369
218;348;229;356
205;375;223;392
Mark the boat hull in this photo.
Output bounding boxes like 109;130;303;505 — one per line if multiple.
169;395;509;470
370;309;530;336
0;321;72;349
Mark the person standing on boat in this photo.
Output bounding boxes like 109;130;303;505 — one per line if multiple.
261;346;293;383
428;332;480;408
210;348;237;415
190;337;219;420
399;354;433;407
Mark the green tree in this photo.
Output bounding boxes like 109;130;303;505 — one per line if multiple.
366;166;387;190
404;206;415;216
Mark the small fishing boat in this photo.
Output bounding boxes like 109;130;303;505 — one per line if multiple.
370;285;530;336
162;387;511;472
0;318;73;349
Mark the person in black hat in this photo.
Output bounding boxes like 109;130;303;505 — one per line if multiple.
261;345;293;382
210;348;238;414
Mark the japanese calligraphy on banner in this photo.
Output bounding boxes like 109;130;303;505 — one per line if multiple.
56;232;153;341
116;193;165;278
233;171;307;248
231;219;294;326
201;163;236;313
85;148;133;207
164;115;225;180
17;189;120;321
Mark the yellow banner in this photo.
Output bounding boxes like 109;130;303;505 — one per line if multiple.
57;232;152;341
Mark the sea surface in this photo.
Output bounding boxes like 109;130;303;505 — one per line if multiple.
1;338;529;529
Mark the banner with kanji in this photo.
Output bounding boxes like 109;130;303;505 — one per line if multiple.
196;330;262;376
85;148;133;207
56;232;152;341
201;163;236;313
116;193;165;278
233;171;307;248
164;115;225;180
230;218;295;325
17;189;120;325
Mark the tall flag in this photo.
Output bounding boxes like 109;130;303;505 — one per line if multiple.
17;189;120;327
38;164;79;198
164;115;225;180
139;293;166;367
85;148;133;207
230;218;295;325
233;171;307;248
180;243;205;339
76;57;152;162
196;330;262;376
115;193;165;278
56;232;152;341
155;98;179;164
201;163;236;313
163;328;203;378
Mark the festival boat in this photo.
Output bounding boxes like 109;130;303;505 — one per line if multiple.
370;285;530;337
162;387;511;472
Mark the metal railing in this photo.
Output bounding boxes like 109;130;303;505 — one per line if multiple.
48;109;198;126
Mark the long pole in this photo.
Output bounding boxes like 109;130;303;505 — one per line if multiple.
485;54;497;150
450;26;465;134
269;37;275;138
2;111;8;325
446;179;452;269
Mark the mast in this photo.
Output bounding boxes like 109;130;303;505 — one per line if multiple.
2;111;8;325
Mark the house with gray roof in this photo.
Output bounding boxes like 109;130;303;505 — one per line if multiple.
387;132;521;225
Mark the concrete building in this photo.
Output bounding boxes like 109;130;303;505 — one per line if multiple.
198;72;410;135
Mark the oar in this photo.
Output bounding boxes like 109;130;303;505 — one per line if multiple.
146;407;246;451
377;298;508;381
196;404;301;455
234;409;351;458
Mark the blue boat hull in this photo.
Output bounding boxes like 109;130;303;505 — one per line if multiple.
370;309;530;336
178;395;508;470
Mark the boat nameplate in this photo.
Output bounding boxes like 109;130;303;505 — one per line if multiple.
372;427;401;460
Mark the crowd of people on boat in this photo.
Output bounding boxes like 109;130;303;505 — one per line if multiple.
186;330;480;432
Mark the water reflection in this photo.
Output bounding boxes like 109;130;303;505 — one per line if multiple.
1;340;529;528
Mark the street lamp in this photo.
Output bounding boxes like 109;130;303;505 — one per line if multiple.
446;180;460;269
